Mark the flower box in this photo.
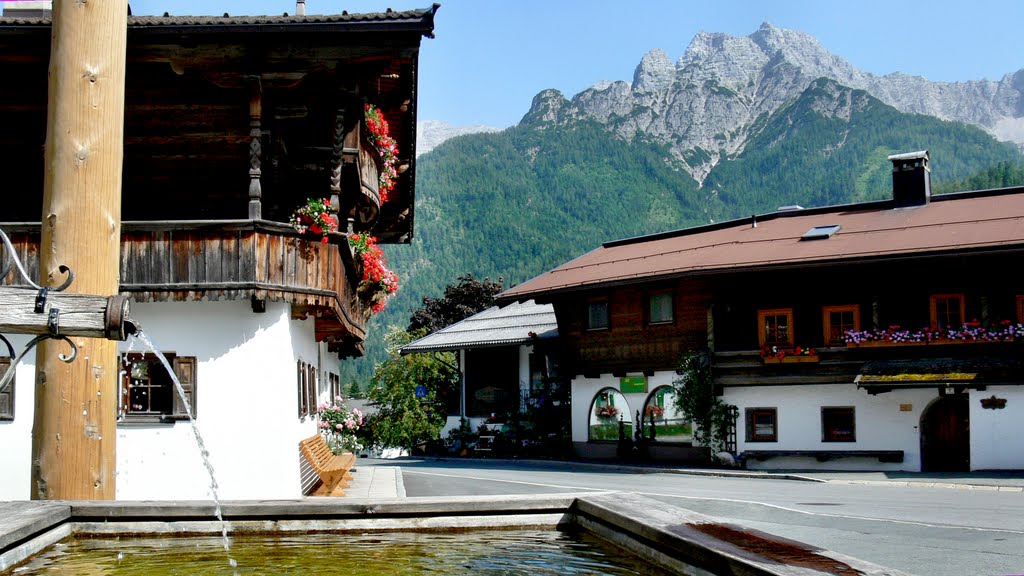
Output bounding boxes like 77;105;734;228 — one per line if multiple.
762;355;820;364
847;339;1004;348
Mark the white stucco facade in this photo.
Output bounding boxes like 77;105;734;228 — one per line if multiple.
0;300;343;501
570;371;678;443
724;384;1024;472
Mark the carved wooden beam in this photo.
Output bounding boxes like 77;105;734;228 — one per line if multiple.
248;79;263;219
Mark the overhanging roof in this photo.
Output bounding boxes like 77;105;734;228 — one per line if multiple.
499;187;1024;302
401;300;557;354
856;357;1024;394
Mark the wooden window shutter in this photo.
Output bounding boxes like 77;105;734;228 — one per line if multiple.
307;364;317;415
0;358;13;421
172;356;197;418
297;360;307;418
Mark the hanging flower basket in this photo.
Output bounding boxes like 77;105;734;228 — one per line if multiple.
348;233;398;315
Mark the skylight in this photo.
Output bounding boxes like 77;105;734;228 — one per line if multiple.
801;224;841;241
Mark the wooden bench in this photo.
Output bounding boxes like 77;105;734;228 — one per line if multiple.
741;449;904;464
299;434;356;496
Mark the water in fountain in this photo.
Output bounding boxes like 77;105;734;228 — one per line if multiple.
127;326;238;573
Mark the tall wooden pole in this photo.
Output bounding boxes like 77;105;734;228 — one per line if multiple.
32;0;127;500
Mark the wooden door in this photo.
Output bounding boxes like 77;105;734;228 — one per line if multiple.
920;395;970;472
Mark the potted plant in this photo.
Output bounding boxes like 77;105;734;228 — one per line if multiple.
317;396;365;455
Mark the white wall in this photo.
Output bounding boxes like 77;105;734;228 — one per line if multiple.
0;300;328;501
724;384;935;471
969;386;1024;470
116;300;318;500
570;371;677;443
0;334;36;500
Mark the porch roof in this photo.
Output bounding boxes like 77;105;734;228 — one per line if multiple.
855;357;1024;394
400;300;557;354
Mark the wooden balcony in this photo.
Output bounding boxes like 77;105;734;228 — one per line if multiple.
1;220;369;357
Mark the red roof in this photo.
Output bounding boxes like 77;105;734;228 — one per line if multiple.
500;188;1024;301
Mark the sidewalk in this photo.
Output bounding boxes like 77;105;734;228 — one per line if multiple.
341;464;406;498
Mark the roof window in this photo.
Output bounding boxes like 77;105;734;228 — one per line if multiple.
801;225;840;241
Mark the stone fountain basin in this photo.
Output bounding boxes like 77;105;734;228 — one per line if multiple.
1;493;907;575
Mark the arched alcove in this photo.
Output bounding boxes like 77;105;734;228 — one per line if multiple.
641;386;692;443
589;387;631;441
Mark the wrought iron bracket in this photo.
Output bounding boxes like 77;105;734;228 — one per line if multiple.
0;228;78;394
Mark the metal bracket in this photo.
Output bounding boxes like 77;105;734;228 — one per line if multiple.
0;227;79;394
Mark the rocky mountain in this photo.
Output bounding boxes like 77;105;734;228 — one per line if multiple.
416;120;501;156
527;22;1024;183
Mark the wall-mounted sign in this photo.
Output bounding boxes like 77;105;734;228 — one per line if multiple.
620;376;647;394
899;404;913;412
980;396;1007;410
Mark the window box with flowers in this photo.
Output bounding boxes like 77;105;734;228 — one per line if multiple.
594;405;619;420
760;345;819;364
364;103;399;205
348;233;398;315
290;197;339;242
844;320;1024;347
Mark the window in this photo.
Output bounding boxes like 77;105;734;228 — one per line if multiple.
297;360;317;419
822;407;856;442
930;294;964;329
745;408;777;442
648;291;674;325
0;358;13;421
823;305;860;345
120;353;197;420
757;308;793;348
586;299;609;330
1017;295;1023;323
327;372;341;402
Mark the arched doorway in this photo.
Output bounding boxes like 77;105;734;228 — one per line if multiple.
920;393;970;472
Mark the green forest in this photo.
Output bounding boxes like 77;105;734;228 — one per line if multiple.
341;79;1024;387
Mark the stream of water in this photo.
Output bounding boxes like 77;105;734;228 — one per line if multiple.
125;327;238;573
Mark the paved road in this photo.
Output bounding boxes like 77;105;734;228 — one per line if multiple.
391;459;1024;576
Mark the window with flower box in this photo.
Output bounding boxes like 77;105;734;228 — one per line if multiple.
745;407;777;442
647;290;674;325
821;407;855;442
757;308;793;348
0;358;13;421
120;353;196;421
930;294;964;330
823;305;860;346
587;299;610;330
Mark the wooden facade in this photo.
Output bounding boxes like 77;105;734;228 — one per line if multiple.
547;249;1024;384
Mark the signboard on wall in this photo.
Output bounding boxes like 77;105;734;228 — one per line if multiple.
619;376;647;394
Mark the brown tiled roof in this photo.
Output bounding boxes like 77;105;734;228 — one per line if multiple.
500;188;1024;301
0;5;439;34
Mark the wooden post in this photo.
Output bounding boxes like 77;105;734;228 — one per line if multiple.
32;0;128;500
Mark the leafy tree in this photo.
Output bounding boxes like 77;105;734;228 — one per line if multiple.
363;327;458;452
407;273;504;334
672;351;736;455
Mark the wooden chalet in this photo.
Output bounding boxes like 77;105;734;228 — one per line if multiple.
0;6;437;500
500;151;1024;471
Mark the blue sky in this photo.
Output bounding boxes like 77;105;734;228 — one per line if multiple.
132;0;1024;128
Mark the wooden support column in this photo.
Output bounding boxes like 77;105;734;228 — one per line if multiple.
329;108;345;214
32;0;128;500
248;81;263;219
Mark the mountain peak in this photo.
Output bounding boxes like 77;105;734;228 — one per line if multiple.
521;89;569;126
632;48;675;94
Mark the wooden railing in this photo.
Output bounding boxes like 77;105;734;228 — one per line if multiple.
1;220;368;356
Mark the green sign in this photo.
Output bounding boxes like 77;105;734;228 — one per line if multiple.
619;376;647;394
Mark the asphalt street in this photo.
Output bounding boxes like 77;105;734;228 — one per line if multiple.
390;459;1024;576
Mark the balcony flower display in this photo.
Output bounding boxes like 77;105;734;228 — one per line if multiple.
594;405;618;420
364;103;399;204
290;197;338;242
844;320;1024;345
348;233;398;314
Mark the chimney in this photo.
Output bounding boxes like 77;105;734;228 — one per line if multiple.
295;0;306;15
888;150;931;207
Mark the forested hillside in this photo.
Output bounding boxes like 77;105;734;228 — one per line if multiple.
341;80;1024;387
